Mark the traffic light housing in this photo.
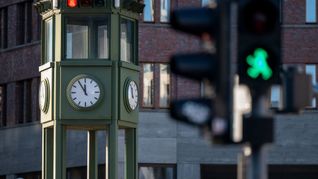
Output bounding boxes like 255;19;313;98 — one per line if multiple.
169;2;234;144
238;0;281;92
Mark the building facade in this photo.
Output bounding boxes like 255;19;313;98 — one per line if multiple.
0;0;318;179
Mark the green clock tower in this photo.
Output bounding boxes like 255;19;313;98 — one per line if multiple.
35;0;144;178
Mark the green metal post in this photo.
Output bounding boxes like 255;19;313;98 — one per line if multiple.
43;127;54;179
53;121;66;179
87;130;98;179
125;128;137;179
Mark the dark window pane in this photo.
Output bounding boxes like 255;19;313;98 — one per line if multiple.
0;85;6;127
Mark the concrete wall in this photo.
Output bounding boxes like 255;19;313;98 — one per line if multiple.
1;111;318;177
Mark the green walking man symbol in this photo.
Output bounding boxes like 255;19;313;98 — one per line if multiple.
246;48;273;80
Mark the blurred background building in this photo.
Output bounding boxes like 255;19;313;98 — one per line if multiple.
0;0;318;178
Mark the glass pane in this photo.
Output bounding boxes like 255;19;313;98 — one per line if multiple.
159;64;170;108
45;19;53;63
66;20;88;59
306;0;316;23
160;0;170;22
306;64;316;107
143;64;154;107
144;0;154;21
139;166;175;179
97;23;109;59
201;0;209;6
121;19;134;63
270;85;281;108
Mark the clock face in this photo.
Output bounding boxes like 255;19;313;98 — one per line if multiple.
68;76;102;109
127;80;138;111
39;79;49;113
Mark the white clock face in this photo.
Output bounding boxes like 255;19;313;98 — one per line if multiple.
69;77;101;109
39;80;49;112
39;80;48;111
127;80;138;110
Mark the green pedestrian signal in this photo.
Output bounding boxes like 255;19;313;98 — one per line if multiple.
246;48;272;80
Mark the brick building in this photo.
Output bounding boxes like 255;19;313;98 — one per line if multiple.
0;0;318;179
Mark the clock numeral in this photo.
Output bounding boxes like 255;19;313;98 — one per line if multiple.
78;101;81;105
94;97;98;100
85;102;87;107
73;85;77;88
95;91;100;93
90;80;93;84
73;97;77;100
90;101;93;105
71;91;76;94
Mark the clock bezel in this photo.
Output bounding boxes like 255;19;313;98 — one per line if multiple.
39;78;50;113
66;74;104;111
124;78;139;112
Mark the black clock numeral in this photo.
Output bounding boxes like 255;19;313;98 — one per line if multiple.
73;97;77;100
78;101;81;105
94;85;98;88
85;102;87;107
72;91;76;94
90;80;93;84
73;85;77;88
90;101;93;105
84;78;86;83
95;91;100;93
94;97;98;100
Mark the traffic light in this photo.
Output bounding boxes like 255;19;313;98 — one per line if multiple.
238;0;281;92
67;0;78;8
169;2;234;144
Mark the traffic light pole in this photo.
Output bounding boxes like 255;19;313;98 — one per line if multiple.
240;92;272;179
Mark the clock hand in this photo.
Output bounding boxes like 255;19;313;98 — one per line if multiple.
84;84;87;96
130;86;134;98
78;81;88;96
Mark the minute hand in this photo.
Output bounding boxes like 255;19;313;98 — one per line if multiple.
78;81;88;96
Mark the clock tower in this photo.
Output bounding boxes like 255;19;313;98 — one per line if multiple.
35;0;144;178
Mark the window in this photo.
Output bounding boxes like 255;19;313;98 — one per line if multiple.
159;64;170;107
45;19;53;63
15;80;32;125
121;19;134;63
16;171;41;179
0;7;8;49
270;85;282;108
202;0;210;6
306;0;316;23
141;63;171;109
16;2;33;45
306;64;316;107
139;164;176;179
144;0;154;22
143;64;154;107
66;19;89;59
160;0;170;22
66;16;109;59
0;85;6;127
